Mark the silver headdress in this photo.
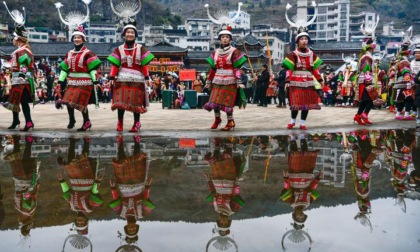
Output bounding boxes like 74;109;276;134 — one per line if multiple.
3;1;28;39
285;1;318;29
360;15;379;51
110;0;142;38
354;212;373;233
55;0;91;41
62;234;92;252
110;0;142;27
281;222;313;251
372;52;385;63
360;15;380;38
394;194;406;213
204;2;242;38
342;53;357;65
3;1;26;27
206;236;238;252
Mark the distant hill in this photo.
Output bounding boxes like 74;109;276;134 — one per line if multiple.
0;0;417;33
161;0;417;31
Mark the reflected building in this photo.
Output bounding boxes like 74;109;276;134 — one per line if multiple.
308;133;349;188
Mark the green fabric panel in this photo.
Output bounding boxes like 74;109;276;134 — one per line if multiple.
18;53;31;66
109;198;122;208
232;195;245;206
87;58;101;72
141;53;155;66
401;69;410;76
232;56;247;68
206;193;215;202
362;63;371;73
107;55;121;67
310;189;320;200
206;56;216;69
91;181;99;194
279;189;292;201
282;58;295;71
313;57;323;69
60;181;70;193
89;193;103;205
60;61;69;72
89;70;97;82
63;191;71;200
143;199;156;209
58;70;68;82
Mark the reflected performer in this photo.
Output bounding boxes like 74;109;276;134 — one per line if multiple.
350;130;382;232
386;130;416;212
3;135;40;244
109;136;154;251
407;134;420;199
279;134;320;251
386;129;418;213
204;138;245;252
57;138;103;251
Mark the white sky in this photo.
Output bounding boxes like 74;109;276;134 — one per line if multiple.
0;198;419;252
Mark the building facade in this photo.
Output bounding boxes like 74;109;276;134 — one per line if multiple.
309;0;350;42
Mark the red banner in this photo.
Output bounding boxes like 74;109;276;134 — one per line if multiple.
179;138;196;148
179;69;196;81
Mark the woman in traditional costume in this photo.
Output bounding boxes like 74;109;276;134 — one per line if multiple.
203;3;247;131
3;2;36;131
353;17;380;125
107;15;154;132
283;28;323;130
56;26;101;131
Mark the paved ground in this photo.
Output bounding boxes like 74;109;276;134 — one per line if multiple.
0;102;417;138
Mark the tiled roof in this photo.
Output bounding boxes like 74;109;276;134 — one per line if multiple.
0;41;188;57
311;41;361;51
148;40;188;53
233;33;265;46
186;51;210;59
163;29;188;36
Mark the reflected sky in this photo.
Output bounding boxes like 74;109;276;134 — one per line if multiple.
0;130;419;252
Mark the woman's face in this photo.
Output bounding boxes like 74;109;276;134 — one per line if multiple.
220;34;231;46
125;29;136;42
73;35;84;46
298;36;308;48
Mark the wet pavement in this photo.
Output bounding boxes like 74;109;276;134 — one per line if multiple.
0;128;419;252
0;103;416;138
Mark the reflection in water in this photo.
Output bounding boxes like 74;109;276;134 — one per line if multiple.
4;135;40;246
110;136;154;252
350;130;382;232
204;138;245;252
280;134;321;251
0;130;419;251
57;138;103;251
387;130;420;212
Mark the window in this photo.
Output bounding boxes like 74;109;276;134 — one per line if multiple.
42;35;47;40
169;38;176;43
318;32;326;38
318;24;325;30
318;16;327;22
319;7;327;14
368;15;373;21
